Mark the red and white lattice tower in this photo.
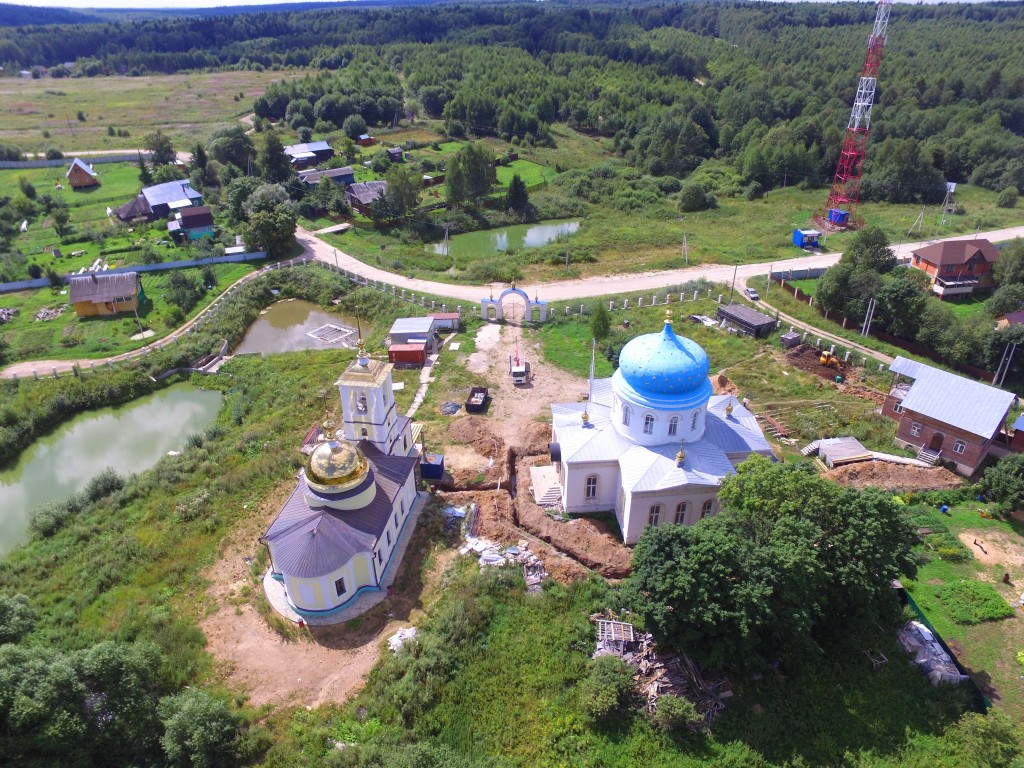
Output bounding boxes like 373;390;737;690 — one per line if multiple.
815;0;893;231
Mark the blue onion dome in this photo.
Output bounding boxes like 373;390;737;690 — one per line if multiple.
613;310;713;409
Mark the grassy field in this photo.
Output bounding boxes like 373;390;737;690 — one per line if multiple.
0;262;256;361
0;70;304;154
901;501;1024;721
786;277;818;297
944;295;989;320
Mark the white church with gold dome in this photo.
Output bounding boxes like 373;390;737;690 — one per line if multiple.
544;309;775;545
261;345;419;616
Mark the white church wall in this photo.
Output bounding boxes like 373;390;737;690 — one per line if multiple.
612;393;707;447
561;462;619;514
620;486;720;544
283;552;374;613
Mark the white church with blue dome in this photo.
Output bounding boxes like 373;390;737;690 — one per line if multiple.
545;309;775;545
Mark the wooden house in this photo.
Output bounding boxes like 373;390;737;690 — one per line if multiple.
386;147;404;163
66;158;99;189
357;134;375;147
69;272;141;318
168;205;215;241
909;239;999;298
346;180;388;216
283;141;334;168
298;166;355;186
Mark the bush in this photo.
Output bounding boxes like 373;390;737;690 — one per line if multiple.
0;594;37;644
45;147;64;160
678;181;711;212
652;694;702;732
997;186;1019;209
937;580;1014;624
578;655;634;724
158;688;239;768
743;180;764;200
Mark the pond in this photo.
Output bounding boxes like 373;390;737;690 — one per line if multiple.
233;299;360;355
0;383;223;555
427;219;581;259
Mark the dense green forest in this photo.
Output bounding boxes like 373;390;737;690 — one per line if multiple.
2;2;1023;202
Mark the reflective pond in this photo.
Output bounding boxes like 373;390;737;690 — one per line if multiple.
427;219;581;259
233;299;360;355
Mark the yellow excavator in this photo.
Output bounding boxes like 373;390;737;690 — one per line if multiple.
819;350;842;370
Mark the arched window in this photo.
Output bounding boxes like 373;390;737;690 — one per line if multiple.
622;405;631;426
691;409;701;431
643;414;655;434
361;428;368;437
701;499;714;519
585;474;598;500
668;416;678;436
357;394;368;412
648;504;662;526
674;501;688;524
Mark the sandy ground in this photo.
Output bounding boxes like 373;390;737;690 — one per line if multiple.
825;461;964;492
958;530;1024;569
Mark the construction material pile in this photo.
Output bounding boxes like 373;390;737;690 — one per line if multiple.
461;535;550;591
439;401;462;416
897;621;968;685
387;627;418;654
0;307;17;324
590;613;732;730
35;306;64;321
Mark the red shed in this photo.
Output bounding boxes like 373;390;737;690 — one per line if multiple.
388;342;427;367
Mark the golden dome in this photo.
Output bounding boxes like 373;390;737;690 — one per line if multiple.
307;440;369;491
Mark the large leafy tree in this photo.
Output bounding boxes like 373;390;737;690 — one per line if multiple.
158;688;238;768
143;129;177;166
242;204;297;258
256;130;292;184
445;142;495;206
629;457;917;670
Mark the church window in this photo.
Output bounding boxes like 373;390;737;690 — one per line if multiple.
376;550;382;565
701;500;714;519
357;394;367;412
386;530;392;547
403;436;408;451
585;475;598;499
668;416;678;436
361;428;368;437
622;405;631;426
675;501;688;524
691;410;700;431
400;500;405;517
334;577;346;596
648;504;662;526
643;414;655;434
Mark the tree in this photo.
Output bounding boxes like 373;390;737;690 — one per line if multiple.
383;165;421;217
296;126;313;144
996;186;1018;209
242;183;290;219
342;113;367;140
158;688;238;768
874;273;928;339
980;453;1024;513
678;181;710;212
994;240;1024;287
50;205;71;237
242;204;297;258
224;176;262;224
207;126;254;172
986;283;1024;317
18;177;36;200
629;457;917;669
165;271;205;313
844;227;897;274
190;143;208;171
137;152;153;186
256;131;291;184
505;173;529;212
446;142;495;206
152;164;185;184
0;594;36;644
144;129;176;166
577;655;634;724
590;301;610;341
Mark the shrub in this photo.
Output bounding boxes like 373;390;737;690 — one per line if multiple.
678;181;710;212
743;180;764;200
652;694;702;732
0;594;37;644
578;655;634;724
996;186;1019;209
937;580;1014;624
84;468;125;502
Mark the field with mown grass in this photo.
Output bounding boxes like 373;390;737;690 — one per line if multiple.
0;70;304;154
901;499;1024;720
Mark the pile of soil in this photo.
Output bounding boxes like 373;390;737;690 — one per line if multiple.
443;416;508;488
825;460;963;491
514;455;633;579
711;373;740;396
786;344;848;381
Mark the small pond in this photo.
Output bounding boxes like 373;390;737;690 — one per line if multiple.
427;219;581;259
233;299;360;355
0;383;223;555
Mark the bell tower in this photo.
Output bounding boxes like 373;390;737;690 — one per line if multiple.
335;341;414;456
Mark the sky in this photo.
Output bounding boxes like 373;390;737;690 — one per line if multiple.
16;1;356;8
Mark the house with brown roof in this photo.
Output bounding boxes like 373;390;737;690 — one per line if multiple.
346;180;388;216
167;205;215;241
66;158;98;189
909;239;999;298
68;272;141;317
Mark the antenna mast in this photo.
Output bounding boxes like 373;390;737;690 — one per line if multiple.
815;0;893;232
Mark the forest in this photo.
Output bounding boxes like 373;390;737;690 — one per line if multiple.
1;2;1023;204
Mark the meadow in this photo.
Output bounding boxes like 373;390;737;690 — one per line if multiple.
0;70;304;155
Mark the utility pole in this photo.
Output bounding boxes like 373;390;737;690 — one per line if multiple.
765;263;773;297
729;265;738;304
994;342;1017;388
333;248;340;270
907;208;924;238
682;233;689;266
861;297;876;337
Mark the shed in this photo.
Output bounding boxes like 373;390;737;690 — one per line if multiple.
429;312;461;331
780;331;801;349
357;134;375;147
817;437;872;468
716;303;775;337
299;166;355;186
386;147;404;162
283;140;334;167
346;180;388;216
68;272;141;317
792;229;821;248
419;453;445;481
388;343;427;367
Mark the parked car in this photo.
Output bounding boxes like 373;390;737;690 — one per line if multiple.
744;287;760;301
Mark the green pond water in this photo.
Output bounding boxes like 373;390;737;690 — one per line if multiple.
233;299;359;355
0;383;222;555
428;219;581;258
